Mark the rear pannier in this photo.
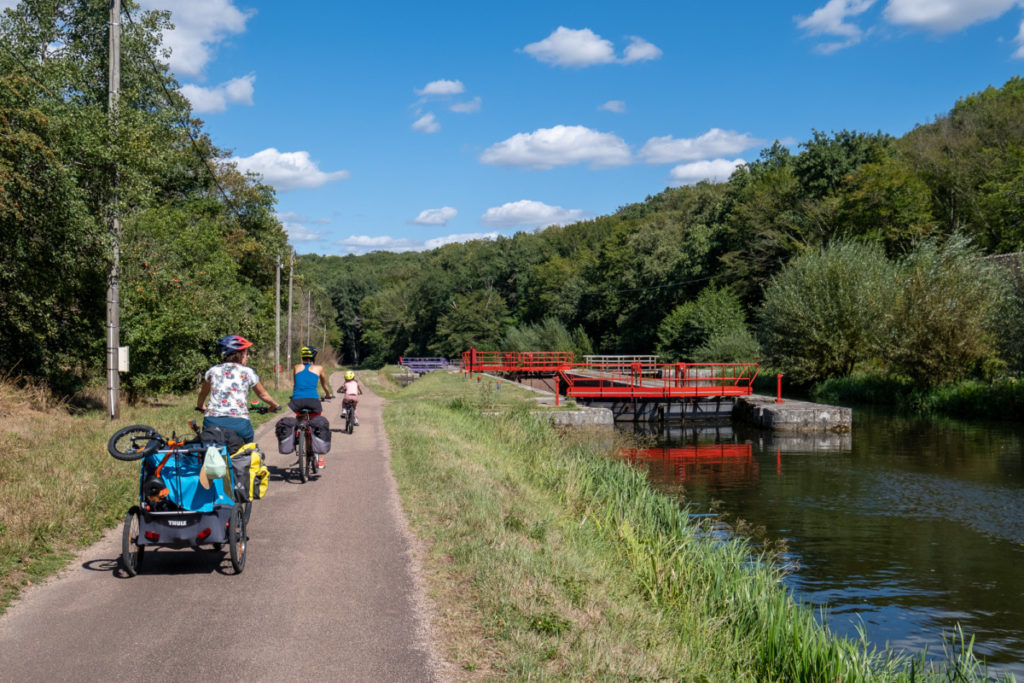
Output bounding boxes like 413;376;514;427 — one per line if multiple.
309;416;332;454
275;416;297;454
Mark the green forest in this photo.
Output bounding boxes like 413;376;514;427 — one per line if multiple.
3;1;1023;403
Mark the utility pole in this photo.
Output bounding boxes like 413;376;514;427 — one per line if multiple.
286;249;293;380
106;0;121;420
274;254;281;389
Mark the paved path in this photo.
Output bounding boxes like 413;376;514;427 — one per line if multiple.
0;375;445;682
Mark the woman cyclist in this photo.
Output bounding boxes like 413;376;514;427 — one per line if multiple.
290;345;333;414
339;370;363;426
291;346;333;468
196;335;280;444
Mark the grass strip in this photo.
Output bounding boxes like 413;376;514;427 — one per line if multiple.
372;369;1011;681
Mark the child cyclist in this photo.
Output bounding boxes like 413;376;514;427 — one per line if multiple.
339;370;363;426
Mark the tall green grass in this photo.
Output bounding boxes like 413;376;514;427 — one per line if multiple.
375;370;1012;680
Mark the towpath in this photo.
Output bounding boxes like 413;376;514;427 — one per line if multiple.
0;374;447;682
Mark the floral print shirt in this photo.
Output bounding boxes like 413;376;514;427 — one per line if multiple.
204;363;259;418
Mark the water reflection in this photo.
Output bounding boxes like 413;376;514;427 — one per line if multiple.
622;444;759;489
615;411;1024;677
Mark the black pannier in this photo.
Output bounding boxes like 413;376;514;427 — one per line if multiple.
275;416;297;454
199;425;244;455
309;415;332;454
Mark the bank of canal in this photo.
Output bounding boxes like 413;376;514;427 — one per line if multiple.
620;409;1024;678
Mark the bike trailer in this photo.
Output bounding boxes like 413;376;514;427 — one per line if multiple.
135;446;236;547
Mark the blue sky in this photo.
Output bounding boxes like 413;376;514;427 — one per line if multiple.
38;1;1024;254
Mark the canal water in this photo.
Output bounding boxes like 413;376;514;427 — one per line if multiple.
618;408;1024;677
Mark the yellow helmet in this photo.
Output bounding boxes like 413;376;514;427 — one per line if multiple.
345;370;355;380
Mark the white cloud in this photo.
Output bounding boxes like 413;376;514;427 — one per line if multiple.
669;158;746;185
277;217;323;242
599;100;626;113
424;232;500;249
622;36;663;63
180;73;254;113
480;125;631;169
640;128;763;164
523;27;617;67
277;211;329;225
337;235;422;253
233;148;350;191
334;232;510;254
450;96;482;113
481;200;586;228
412;112;440;133
796;0;876;52
522;27;663;67
798;0;1024;55
0;1;19;11
415;79;465;96
883;0;1018;33
412;207;458;226
138;0;253;78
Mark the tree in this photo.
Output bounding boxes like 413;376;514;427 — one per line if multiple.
758;241;895;382
431;289;511;357
656;287;752;362
586;184;726;351
880;236;1005;386
835;156;936;255
793;129;892;199
0;1;288;396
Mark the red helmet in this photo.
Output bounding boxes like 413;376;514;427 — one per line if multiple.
216;335;253;357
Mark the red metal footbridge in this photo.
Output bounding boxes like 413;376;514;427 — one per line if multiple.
460;348;759;406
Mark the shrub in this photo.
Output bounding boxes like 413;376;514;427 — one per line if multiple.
503;317;593;361
691;327;760;363
880;236;1004;387
656;287;752;362
758;241;895;383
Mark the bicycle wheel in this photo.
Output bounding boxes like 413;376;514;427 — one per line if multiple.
297;429;308;483
121;508;144;576
346;409;354;434
306;433;318;478
228;503;247;574
107;425;162;461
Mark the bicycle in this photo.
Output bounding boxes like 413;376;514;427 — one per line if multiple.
294;396;331;483
341;398;357;434
107;422;256;576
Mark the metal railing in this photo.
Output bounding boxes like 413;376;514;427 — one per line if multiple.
563;362;759;399
461;350;574;372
